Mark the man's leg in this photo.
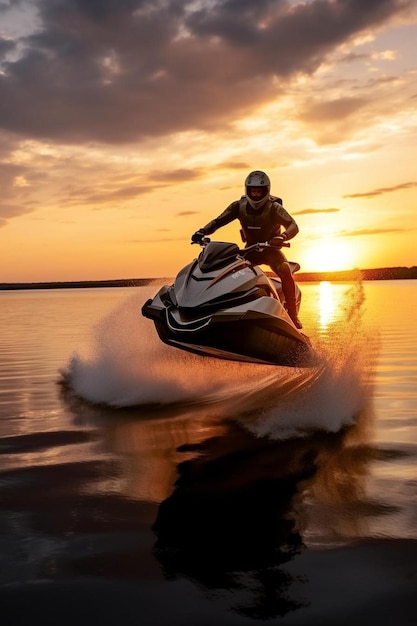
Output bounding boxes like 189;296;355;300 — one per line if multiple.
247;248;303;329
276;261;303;329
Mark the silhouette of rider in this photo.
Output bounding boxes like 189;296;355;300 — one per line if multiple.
192;171;302;329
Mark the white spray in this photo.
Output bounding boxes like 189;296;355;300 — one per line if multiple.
61;281;378;440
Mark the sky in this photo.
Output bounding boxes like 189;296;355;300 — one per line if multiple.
0;0;416;281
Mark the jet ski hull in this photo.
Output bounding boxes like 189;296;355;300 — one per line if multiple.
142;240;314;367
142;294;313;367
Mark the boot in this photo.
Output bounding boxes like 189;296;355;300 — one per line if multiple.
286;304;303;329
280;270;303;329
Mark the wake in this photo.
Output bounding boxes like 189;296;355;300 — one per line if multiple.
60;282;378;439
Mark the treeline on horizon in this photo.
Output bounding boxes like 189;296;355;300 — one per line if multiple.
296;266;417;282
1;266;416;290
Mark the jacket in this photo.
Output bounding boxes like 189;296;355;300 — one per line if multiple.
203;196;299;246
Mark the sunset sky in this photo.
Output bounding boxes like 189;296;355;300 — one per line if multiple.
1;0;416;282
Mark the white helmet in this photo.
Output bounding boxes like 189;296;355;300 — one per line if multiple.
245;170;271;208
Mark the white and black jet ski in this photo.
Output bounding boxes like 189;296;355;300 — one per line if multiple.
142;239;314;367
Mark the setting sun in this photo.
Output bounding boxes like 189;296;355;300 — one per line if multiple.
300;239;357;273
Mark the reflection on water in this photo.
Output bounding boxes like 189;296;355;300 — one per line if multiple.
60;383;377;618
315;280;366;336
152;422;311;619
1;283;417;623
318;281;335;329
0;281;417;626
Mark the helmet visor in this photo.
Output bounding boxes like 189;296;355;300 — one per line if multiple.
247;186;268;201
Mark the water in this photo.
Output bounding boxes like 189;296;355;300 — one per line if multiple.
0;280;416;625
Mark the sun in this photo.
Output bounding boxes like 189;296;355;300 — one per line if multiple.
301;239;357;273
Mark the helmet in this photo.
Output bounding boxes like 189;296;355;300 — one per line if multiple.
245;170;271;208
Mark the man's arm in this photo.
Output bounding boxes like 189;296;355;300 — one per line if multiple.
202;201;240;235
276;204;299;241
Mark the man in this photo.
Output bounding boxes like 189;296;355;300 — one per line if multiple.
192;170;302;328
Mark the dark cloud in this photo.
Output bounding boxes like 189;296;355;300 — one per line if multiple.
177;211;199;216
0;0;411;145
344;181;417;198
0;37;16;59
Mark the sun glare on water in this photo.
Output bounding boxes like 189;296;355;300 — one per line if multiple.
318;281;335;329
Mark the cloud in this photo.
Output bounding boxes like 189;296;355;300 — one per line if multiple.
0;155;40;224
86;185;149;204
60;166;207;208
344;181;417;198
0;0;411;145
150;168;203;183
296;93;381;143
293;207;340;215
0;37;16;60
343;227;407;236
127;236;186;244
217;161;250;171
0;202;36;226
299;96;370;124
177;211;199;216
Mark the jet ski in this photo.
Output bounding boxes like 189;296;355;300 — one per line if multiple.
142;238;314;367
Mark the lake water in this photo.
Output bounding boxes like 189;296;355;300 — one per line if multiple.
1;280;416;625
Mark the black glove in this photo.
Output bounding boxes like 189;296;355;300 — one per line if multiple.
191;228;206;243
269;236;285;247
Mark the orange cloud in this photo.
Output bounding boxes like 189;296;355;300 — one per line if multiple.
293;208;340;215
344;181;417;198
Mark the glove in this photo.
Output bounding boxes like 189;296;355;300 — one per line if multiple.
191;228;206;243
270;236;285;247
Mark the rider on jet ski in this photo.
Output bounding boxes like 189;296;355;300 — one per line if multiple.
192;170;302;329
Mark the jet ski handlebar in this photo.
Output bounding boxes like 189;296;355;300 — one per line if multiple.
191;237;290;252
243;238;290;252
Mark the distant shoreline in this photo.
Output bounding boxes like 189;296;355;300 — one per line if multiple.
1;266;416;290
